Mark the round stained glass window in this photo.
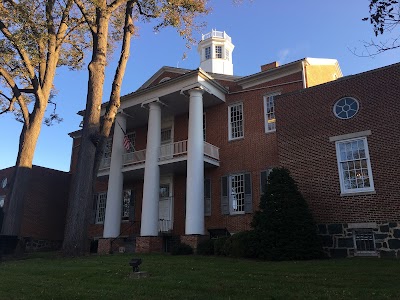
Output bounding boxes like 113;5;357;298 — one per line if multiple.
333;97;359;119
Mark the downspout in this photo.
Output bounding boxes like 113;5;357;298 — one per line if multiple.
301;60;307;89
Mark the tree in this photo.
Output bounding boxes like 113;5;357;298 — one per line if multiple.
62;0;209;256
362;0;400;54
0;0;89;235
251;168;322;260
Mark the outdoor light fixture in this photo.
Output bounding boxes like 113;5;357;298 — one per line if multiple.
129;258;142;273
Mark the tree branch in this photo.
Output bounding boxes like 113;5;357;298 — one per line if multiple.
0;20;38;86
74;0;97;34
134;0;157;18
0;66;30;125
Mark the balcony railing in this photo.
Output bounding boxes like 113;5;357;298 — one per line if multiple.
123;149;146;165
159;219;173;233
100;139;220;169
202;30;231;42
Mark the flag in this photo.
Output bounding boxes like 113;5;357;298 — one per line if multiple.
123;135;131;151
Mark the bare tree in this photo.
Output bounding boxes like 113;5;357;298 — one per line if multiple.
0;0;89;235
362;0;400;55
63;0;209;256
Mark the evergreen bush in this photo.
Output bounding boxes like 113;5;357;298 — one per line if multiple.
170;243;193;255
223;231;260;258
196;239;215;255
252;167;323;260
214;237;229;256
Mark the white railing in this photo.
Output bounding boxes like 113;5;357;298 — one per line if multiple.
123;149;146;165
202;30;231;42
204;142;219;161
158;219;173;233
99;157;111;169
122;140;219;166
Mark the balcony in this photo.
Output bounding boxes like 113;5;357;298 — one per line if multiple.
99;140;220;173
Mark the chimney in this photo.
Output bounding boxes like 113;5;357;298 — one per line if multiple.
261;61;279;72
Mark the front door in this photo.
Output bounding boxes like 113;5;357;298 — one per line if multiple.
159;177;173;232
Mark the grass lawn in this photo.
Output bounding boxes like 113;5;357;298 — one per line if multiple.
0;253;398;299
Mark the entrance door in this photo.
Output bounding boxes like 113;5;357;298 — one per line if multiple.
160;127;173;160
159;177;173;232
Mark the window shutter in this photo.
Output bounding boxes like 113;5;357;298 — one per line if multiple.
244;173;253;213
129;189;135;222
204;178;211;216
221;176;229;215
91;193;98;224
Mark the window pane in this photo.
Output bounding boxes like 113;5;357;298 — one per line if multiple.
231;174;244;212
229;103;243;139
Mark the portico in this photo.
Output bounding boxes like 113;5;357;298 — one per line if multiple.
99;69;227;252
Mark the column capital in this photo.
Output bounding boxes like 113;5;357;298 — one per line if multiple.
180;83;209;97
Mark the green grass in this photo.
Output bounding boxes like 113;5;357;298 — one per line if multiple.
0;253;399;299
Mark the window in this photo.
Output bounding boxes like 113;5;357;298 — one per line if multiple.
335;137;374;194
334;97;359;120
264;93;278;133
228;103;244;140
354;229;376;253
94;192;107;224
125;132;136;153
161;128;172;144
225;49;230;61
221;173;252;215
215;46;222;58
205;46;211;60
122;190;132;221
204;178;211;216
0;195;5;208
260;169;273;195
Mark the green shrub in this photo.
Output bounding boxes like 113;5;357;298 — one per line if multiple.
223;231;260;258
214;237;229;256
252;167;323;261
196;239;215;255
171;243;193;255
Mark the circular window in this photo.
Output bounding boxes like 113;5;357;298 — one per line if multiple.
1;177;7;189
333;97;359;119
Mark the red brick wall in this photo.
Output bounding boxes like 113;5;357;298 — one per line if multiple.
0;166;70;240
83;71;306;236
276;63;400;224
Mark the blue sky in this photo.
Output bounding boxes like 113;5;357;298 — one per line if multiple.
1;0;399;171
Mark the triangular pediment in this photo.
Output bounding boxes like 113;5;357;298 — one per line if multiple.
138;66;193;90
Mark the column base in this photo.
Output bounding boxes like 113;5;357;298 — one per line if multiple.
135;236;163;253
97;238;125;255
180;235;208;253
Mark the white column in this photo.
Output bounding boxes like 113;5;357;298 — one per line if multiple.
185;88;205;235
103;113;125;238
140;101;161;236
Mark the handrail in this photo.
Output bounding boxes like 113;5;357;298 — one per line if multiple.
201;30;231;42
122;140;220;166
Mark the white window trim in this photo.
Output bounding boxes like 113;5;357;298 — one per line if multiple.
335;136;375;195
229;173;245;215
228;102;244;141
263;92;280;133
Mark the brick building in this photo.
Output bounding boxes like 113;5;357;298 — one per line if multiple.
70;30;351;254
276;63;400;258
0;166;70;251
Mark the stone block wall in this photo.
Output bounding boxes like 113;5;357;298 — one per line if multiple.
317;222;400;258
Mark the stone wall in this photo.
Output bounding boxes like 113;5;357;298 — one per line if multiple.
317;222;400;258
24;238;62;252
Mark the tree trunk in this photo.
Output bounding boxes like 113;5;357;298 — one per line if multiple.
62;9;110;256
2;108;45;235
93;0;135;179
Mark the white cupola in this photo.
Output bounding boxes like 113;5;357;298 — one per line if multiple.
197;29;234;75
